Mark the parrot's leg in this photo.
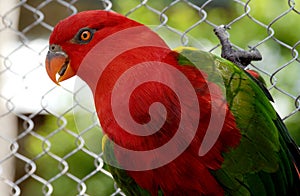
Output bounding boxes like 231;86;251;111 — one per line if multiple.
214;25;262;68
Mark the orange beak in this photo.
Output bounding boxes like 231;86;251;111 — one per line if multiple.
45;46;75;85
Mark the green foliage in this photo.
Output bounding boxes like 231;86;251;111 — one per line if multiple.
286;112;300;145
21;114;115;196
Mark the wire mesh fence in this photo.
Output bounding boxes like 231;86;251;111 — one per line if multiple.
0;0;299;195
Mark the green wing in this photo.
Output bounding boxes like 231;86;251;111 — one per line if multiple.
176;47;300;196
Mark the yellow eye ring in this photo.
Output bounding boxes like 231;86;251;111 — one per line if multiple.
80;30;92;41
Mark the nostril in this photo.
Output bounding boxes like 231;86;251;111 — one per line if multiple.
49;44;60;52
48;44;67;58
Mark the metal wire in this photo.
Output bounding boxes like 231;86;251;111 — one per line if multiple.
0;0;299;195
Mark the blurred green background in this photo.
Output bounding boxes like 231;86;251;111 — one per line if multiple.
16;0;300;195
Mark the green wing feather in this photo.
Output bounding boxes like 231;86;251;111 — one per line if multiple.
102;47;300;195
176;47;300;196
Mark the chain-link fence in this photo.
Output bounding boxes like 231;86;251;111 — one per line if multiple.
0;0;299;195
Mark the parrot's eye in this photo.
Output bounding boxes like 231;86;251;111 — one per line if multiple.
80;30;91;41
74;28;95;44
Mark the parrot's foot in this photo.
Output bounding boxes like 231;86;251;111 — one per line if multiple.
214;25;262;68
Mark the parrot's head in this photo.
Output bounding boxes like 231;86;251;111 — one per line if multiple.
45;10;143;84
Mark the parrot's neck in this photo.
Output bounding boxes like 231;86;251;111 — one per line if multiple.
78;38;181;150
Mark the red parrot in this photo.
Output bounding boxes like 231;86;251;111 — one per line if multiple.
45;10;300;195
